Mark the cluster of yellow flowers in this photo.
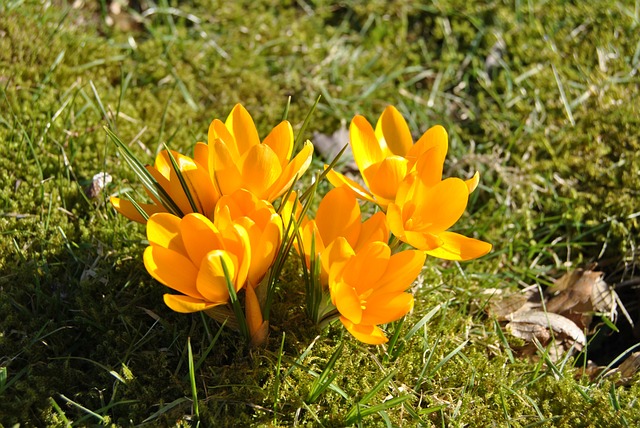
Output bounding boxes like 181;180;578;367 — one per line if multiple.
110;104;491;346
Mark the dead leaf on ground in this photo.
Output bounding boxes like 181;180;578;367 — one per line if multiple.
546;269;617;331
488;268;620;363
312;127;357;172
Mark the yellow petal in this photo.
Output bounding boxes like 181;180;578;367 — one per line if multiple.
315;187;361;248
181;165;219;216
413;178;469;233
332;281;362;324
228;224;252;290
376;250;426;294
179;213;225;268
339;317;388;345
153;150;172;179
325;168;377;205
163;294;218;313
209;119;239;159
301;220;324;265
413;145;445;188
403;230;444;251
322;236;355;286
262;120;293;165
146;165;192;215
355;211;389;252
406;124;448;171
248;217;281;287
375;106;413;157
241;144;282;199
143;246;202;298
465;171;480;194
386;203;406;239
360;292;414;325
110;196;166;224
244;284;265;342
350;115;384;172
196;250;234;303
425;231;492;261
267;141;313;202
362;156;408;202
147;212;186;254
193;142;209;169
211;139;243;196
225;104;260;156
341;241;390;294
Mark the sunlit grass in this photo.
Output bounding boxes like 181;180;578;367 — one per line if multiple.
1;0;638;426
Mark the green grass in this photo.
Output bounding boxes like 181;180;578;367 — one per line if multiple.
1;0;639;426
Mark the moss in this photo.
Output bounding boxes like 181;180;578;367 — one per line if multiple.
1;0;639;426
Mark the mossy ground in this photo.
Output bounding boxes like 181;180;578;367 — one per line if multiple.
1;0;639;426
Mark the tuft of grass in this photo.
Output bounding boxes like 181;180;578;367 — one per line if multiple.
0;0;638;426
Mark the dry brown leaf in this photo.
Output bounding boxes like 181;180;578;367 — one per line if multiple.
312;127;357;172
506;311;586;348
614;352;640;386
546;269;617;331
487;287;541;321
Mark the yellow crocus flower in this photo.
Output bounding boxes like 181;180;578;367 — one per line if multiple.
325;238;426;344
142;212;251;313
326;105;479;208
213;189;283;288
387;159;492;260
200;103;314;202
111;149;219;223
300;187;389;282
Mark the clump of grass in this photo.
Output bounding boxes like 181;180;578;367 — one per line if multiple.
1;0;639;426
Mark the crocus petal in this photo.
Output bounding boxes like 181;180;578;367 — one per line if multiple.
406;124;448;171
350;115;384;173
413;145;446;189
163;294;218;313
193;142;209;169
360;292;414;325
244;284;265;343
153;150;173;179
339;317;388;345
179;213;225;268
209;118;239;159
403;230;444;251
375;250;426;294
242;217;281;287
315;187;361;248
146;166;191;216
465;171;480;194
227;224;252;290
143;246;202;298
147;213;186;254
362;156;408;202
413;178;469;233
386;203;406;239
332;281;363;324
182;165;219;216
267;141;313;201
375;105;413;157
196;250;234;303
241;144;282;199
211;139;243;195
325;168;377;205
225;104;260;156
341;242;390;293
355;211;389;252
262;120;293;165
110;196;166;224
425;231;492;261
322;237;355;285
301;220;324;263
